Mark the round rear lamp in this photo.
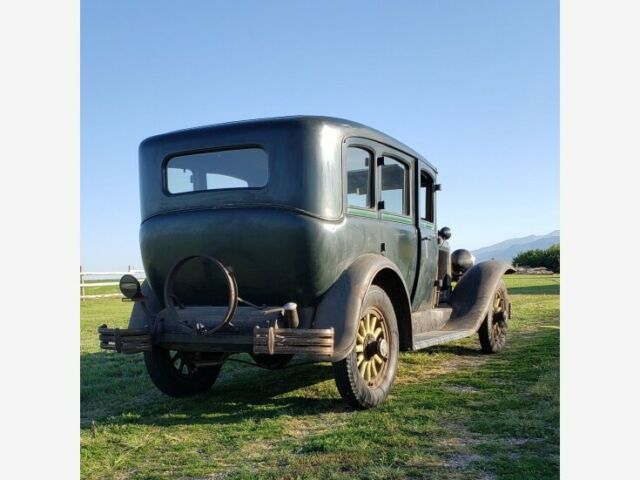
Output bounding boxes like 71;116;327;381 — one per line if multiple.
119;274;141;299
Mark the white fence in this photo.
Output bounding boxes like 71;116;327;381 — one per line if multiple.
80;266;146;300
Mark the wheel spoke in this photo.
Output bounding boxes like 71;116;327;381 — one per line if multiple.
355;343;364;353
373;327;382;339
359;360;367;377
370;361;378;378
373;354;383;365
357;354;364;366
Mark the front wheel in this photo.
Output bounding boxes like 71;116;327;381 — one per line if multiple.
333;285;399;409
478;280;509;353
144;348;225;397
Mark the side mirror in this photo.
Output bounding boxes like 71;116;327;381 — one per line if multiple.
438;227;451;240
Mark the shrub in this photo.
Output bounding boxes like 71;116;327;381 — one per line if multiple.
513;243;560;273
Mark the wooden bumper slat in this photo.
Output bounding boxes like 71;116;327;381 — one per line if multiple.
253;326;334;357
98;324;153;354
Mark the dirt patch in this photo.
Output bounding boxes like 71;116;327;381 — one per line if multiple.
445;453;482;469
283;414;349;440
188;473;229;480
395;351;490;386
505;437;544;446
445;385;481;394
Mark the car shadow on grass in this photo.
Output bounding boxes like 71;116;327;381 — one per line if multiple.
423;344;484;357
81;351;346;428
507;284;560;295
81;338;495;429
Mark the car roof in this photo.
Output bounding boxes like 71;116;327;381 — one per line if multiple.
143;115;437;174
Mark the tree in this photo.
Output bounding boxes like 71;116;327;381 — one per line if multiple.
512;243;560;273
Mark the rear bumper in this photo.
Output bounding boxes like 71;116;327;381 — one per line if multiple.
98;305;335;360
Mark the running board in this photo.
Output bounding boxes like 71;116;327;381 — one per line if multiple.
412;328;475;350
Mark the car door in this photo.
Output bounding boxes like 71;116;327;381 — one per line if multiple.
411;166;438;311
375;147;419;292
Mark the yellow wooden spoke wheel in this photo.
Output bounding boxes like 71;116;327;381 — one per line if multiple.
355;307;390;386
333;285;399;409
479;280;508;354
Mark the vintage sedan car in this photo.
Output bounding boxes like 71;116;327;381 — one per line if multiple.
99;116;513;409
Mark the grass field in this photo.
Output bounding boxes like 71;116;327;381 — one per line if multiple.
81;275;559;479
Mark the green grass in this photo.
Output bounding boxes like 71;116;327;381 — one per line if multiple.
81;275;559;479
81;278;122;296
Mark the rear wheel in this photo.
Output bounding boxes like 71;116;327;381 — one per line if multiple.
333;285;399;409
144;348;225;397
479;280;509;353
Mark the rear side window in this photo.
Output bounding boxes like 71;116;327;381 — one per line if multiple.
346;146;373;208
166;147;268;194
380;156;409;215
419;170;435;222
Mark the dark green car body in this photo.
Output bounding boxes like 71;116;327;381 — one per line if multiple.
139;116;439;315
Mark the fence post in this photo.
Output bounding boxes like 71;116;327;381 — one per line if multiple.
80;265;85;301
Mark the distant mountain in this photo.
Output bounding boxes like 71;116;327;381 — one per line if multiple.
472;230;560;263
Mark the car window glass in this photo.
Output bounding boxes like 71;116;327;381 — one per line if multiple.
381;156;408;215
420;170;434;222
167;167;194;194
346;146;372;208
166;147;268;194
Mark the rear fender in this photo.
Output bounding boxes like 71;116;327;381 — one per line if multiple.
448;260;515;332
128;280;162;330
313;254;412;362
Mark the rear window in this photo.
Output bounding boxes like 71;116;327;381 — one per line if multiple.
165;147;268;194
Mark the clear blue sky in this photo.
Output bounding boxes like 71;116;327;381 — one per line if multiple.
81;0;558;271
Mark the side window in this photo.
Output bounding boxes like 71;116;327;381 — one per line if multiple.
380;156;409;215
419;170;434;222
346;146;372;208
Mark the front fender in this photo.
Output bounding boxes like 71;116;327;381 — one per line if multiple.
313;254;410;362
446;260;515;332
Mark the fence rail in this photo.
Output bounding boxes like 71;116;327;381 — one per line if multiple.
80;266;145;300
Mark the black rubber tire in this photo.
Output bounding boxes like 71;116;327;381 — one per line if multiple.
332;285;399;409
249;353;294;370
479;280;509;354
144;348;224;398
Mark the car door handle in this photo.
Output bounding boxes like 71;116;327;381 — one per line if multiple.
421;236;432;242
